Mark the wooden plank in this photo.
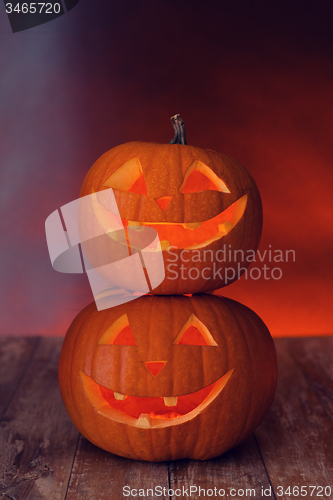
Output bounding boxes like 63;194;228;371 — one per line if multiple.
169;435;272;499
0;336;39;417
255;338;333;499
1;336;332;499
65;435;169;500
0;337;79;500
285;337;333;421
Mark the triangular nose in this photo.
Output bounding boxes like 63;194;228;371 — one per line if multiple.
145;361;167;377
155;196;172;211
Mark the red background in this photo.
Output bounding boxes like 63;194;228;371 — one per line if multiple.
0;0;332;336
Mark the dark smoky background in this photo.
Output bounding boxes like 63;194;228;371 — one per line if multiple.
0;0;332;335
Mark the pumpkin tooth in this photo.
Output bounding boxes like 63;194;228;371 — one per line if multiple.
136;413;152;428
159;240;171;251
127;220;141;226
183;222;202;230
164;396;178;407
114;392;127;401
218;220;233;235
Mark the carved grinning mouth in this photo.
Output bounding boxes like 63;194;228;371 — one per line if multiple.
93;194;247;250
81;369;234;429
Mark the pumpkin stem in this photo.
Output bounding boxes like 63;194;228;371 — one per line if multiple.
169;114;187;145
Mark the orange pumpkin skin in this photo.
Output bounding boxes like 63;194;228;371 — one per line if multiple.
79;139;263;294
59;294;277;461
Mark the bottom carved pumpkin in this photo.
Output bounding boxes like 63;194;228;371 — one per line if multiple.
58;294;277;461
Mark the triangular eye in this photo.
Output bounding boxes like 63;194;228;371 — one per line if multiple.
112;325;136;345
176;325;208;345
98;314;137;345
173;314;218;346
103;158;147;195
179;160;230;194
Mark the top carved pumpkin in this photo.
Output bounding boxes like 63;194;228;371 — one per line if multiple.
80;115;262;294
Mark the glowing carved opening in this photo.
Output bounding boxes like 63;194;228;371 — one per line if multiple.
93;190;247;250
144;361;167;377
179;160;230;194
155;196;172;211
103;158;147;195
99;381;212;418
98;314;137;346
173;314;218;346
81;369;234;428
124;195;247;250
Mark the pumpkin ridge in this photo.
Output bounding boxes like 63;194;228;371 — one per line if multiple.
225;298;275;444
244;302;277;416
230;301;257;443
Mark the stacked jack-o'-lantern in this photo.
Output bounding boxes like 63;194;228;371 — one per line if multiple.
59;115;277;461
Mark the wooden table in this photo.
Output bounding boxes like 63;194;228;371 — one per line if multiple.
0;336;332;500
